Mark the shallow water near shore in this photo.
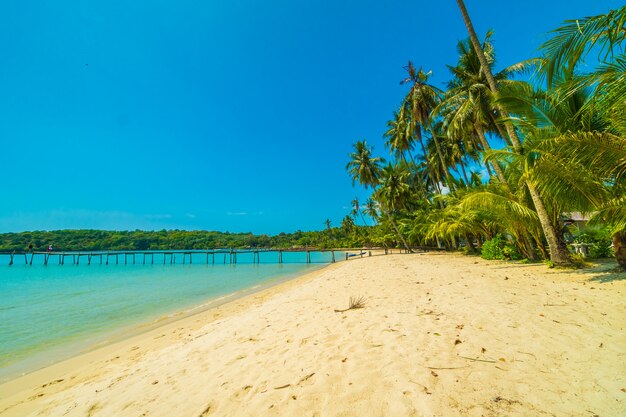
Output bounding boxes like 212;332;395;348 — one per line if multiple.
0;251;338;382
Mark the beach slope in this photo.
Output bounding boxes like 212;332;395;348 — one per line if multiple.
1;253;624;416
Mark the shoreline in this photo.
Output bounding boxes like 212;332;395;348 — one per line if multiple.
0;259;341;386
1;253;624;416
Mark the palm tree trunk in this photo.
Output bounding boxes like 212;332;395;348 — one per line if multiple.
484;160;494;178
386;212;413;253
531;230;549;259
612;231;626;270
416;135;442;195
475;124;507;184
458;158;470;185
456;0;523;152
515;228;539;261
406;150;429;197
427;124;455;191
488;112;513;147
527;183;571;265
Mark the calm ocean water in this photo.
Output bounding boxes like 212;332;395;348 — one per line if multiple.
0;251;339;381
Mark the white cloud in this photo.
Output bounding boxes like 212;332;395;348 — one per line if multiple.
226;211;248;216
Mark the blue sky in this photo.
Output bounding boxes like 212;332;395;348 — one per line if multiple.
0;0;622;234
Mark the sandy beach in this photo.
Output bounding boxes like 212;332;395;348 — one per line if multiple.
1;253;624;417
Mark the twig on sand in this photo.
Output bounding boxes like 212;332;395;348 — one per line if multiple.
298;373;315;384
273;384;291;390
418;310;443;316
334;296;366;313
409;379;432;394
459;356;497;363
552;319;582;327
424;366;469;370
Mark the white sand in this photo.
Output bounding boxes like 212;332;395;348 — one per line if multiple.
1;253;624;416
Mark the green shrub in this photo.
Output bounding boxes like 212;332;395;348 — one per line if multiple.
480;235;505;260
481;235;523;261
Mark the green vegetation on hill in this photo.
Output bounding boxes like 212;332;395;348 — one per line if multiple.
0;225;375;252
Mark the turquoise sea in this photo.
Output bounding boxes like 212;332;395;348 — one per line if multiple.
0;251;339;382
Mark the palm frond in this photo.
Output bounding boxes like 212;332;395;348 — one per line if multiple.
588;196;626;231
461;191;539;225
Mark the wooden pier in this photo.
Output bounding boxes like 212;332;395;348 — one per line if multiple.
1;248;352;266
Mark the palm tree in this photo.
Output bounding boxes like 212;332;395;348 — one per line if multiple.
455;0;522;148
536;6;626;269
400;62;454;189
436;31;512;185
351;197;369;226
346;140;385;189
456;0;573;265
363;197;380;225
324;219;333;241
375;164;413;252
494;78;626;261
383;106;416;163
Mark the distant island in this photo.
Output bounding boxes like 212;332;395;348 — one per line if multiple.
0;226;370;252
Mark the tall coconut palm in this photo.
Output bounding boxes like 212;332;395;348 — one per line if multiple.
436;31;514;185
346;140;385;189
363;197;380;225
537;6;626;268
400;62;454;189
383;106;416;163
324;218;333;239
351;196;368;226
456;0;572;265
